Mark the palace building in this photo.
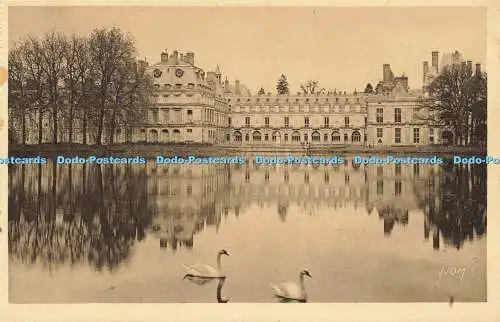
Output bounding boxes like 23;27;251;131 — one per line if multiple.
118;49;471;147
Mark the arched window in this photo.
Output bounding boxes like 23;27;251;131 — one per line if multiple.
234;131;242;142
272;131;280;141
331;131;341;142
352;131;361;142
150;129;158;142
312;131;321;142
252;131;262;141
292;131;300;142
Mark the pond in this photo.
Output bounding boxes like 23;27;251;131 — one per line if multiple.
8;155;487;303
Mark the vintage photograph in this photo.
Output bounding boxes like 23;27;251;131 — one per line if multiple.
7;6;487;303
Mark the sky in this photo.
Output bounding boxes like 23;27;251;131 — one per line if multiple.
8;6;486;94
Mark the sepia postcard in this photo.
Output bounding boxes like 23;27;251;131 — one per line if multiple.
1;1;500;321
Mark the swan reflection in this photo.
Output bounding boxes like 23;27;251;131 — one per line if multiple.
183;275;229;303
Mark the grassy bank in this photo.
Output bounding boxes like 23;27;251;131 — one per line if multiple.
9;143;487;157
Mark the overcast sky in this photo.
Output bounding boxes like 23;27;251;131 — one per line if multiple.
9;6;486;94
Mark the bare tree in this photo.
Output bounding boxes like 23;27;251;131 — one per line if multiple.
418;63;487;146
20;35;47;144
8;46;28;144
89;27;136;145
300;80;325;94
107;60;152;144
41;31;68;144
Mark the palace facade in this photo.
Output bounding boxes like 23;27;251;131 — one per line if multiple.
120;49;466;147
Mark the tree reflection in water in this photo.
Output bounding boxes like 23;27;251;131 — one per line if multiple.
8;157;487;272
420;160;487;250
8;162;155;271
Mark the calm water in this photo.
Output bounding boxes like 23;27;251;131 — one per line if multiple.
8;155;487;303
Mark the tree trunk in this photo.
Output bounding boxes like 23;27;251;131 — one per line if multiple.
38;107;43;144
21;107;26;145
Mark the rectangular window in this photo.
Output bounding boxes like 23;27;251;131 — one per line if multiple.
187;128;192;133
265;134;269;141
284;117;289;128
377;166;383;177
304;134;308;142
395;128;401;144
152;109;159;123
414;164;420;177
377;128;383;138
376;108;384;123
187;109;193;115
395;180;402;196
395;164;401;176
430;128;434;135
345;116;349;126
394;108;401;123
413;128;420;144
304;117;310;128
324;117;329;127
377;180;383;195
265;117;270;128
228;117;231;126
245;117;250;127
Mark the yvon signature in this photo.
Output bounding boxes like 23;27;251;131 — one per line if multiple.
435;265;467;287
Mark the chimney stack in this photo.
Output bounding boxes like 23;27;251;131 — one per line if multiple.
161;49;168;63
383;64;392;82
431;51;439;73
235;80;241;95
475;63;481;76
423;61;429;82
173;50;179;64
467;60;472;72
180;53;184;62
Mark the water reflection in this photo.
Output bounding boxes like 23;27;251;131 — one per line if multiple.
8;156;487;272
183;276;229;303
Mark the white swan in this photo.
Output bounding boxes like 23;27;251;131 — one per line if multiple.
183;249;230;278
270;270;312;302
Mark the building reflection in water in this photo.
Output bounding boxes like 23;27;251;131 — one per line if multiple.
8;156;487;270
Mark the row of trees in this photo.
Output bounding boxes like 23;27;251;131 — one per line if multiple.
8;28;152;145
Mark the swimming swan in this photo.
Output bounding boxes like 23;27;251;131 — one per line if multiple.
183;249;230;278
270;270;312;302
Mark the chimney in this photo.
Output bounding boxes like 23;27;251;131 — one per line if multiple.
431;51;439;73
185;52;195;65
423;61;429;81
180;53;184;62
173;50;179;64
467;60;472;72
475;63;481;76
235;80;241;95
161;50;168;63
224;78;230;92
383;64;391;82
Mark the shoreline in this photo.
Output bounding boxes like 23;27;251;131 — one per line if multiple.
9;143;487;157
